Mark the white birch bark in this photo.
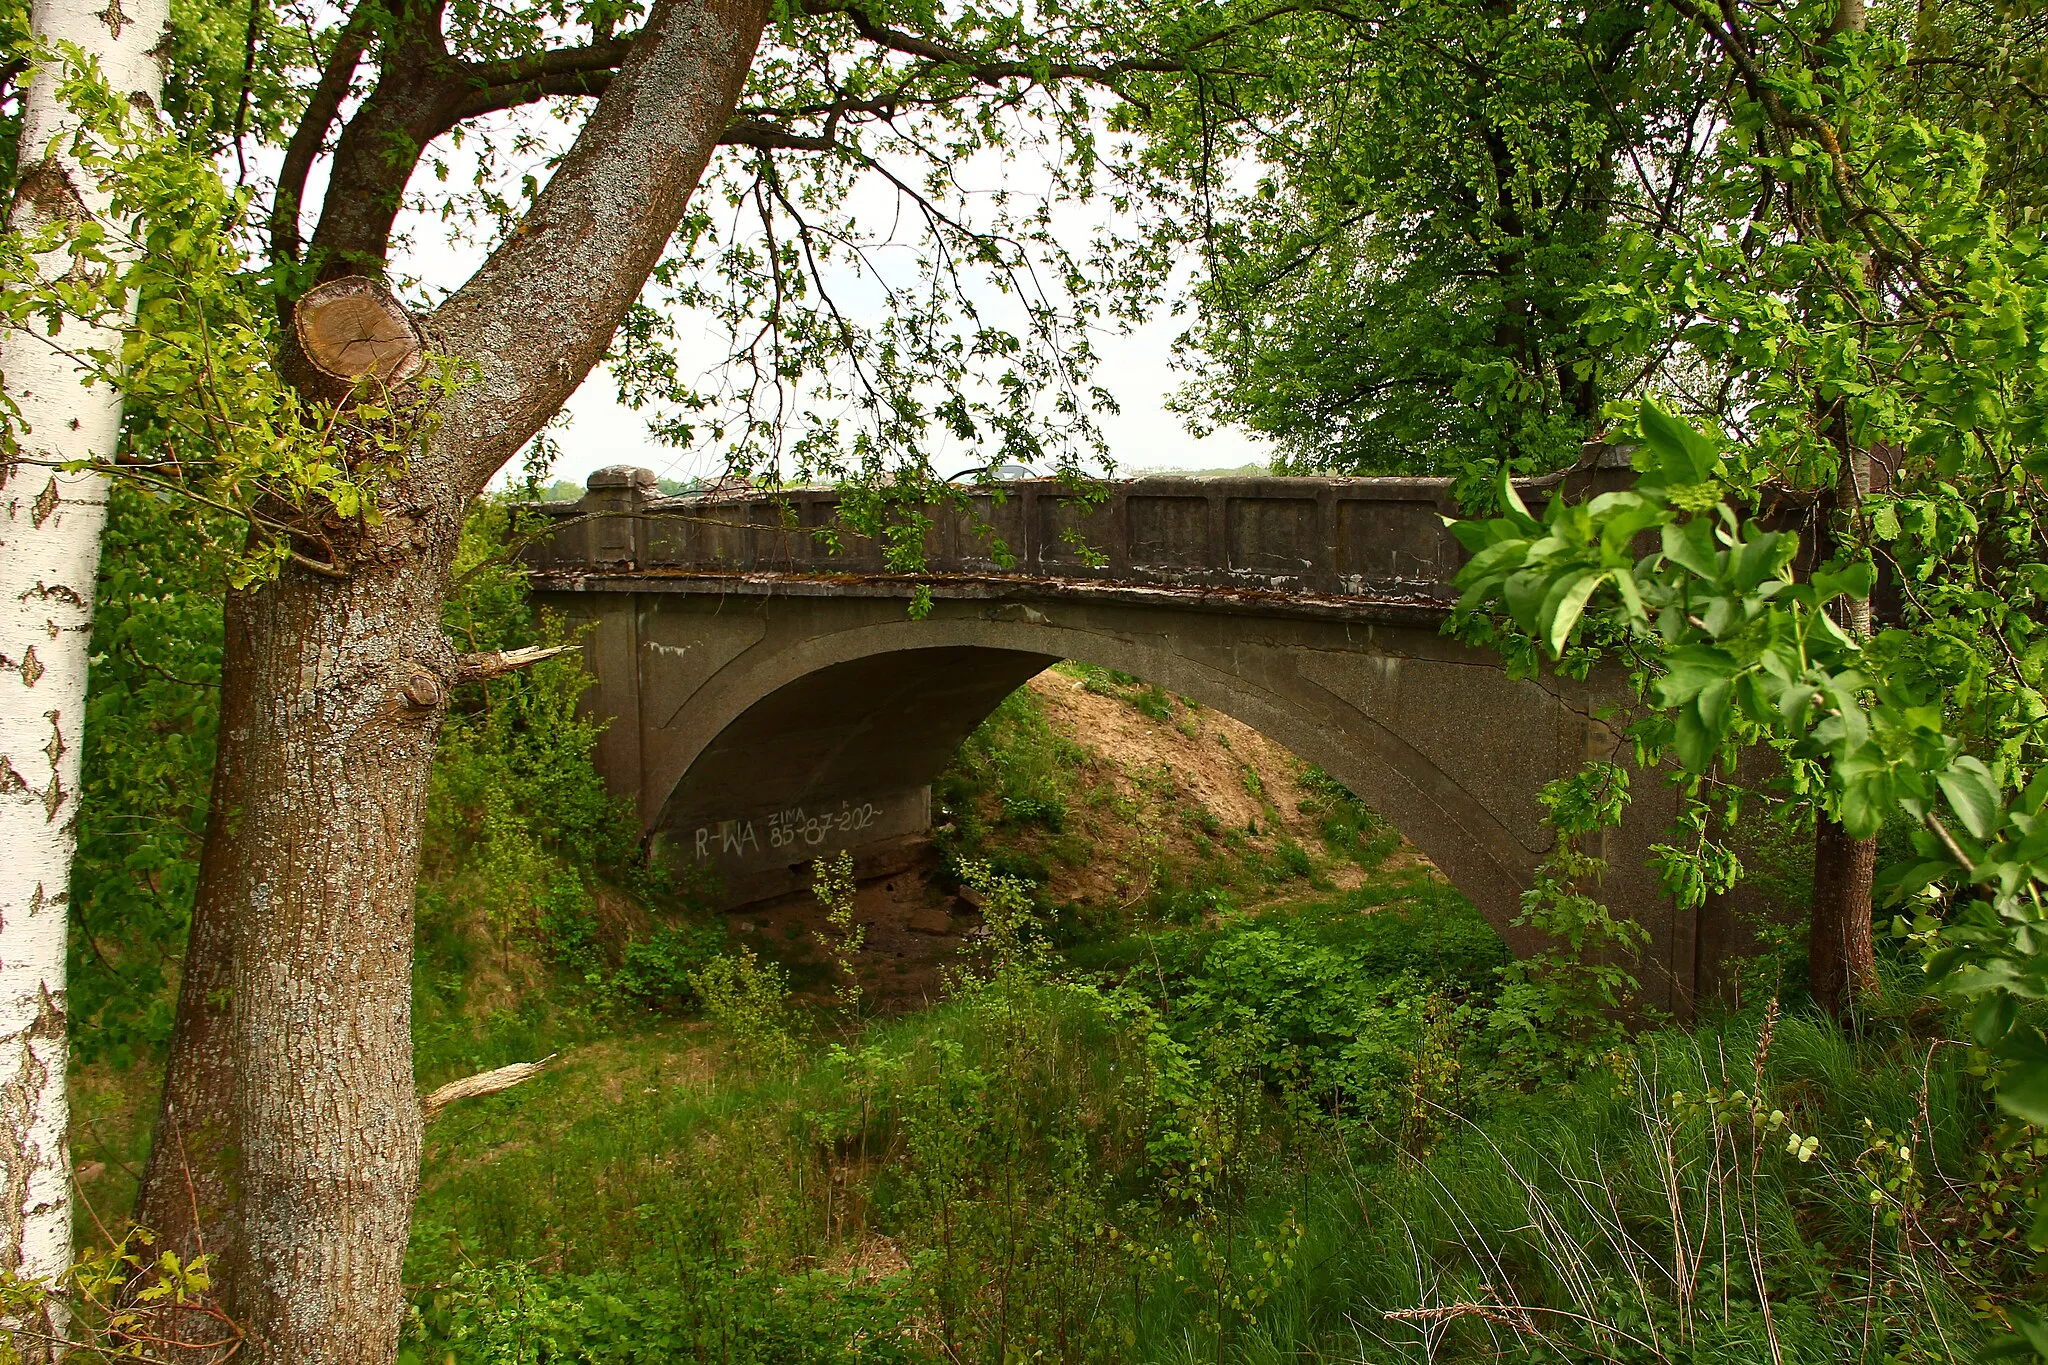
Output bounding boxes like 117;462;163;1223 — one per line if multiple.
0;0;168;1301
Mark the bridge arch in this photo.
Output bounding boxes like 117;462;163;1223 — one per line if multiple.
596;593;1646;965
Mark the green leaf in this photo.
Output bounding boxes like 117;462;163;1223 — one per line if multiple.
1673;703;1715;773
1446;517;1508;554
1938;756;2003;841
1502;569;1549;634
1638;400;1721;486
1652;645;1737;707
1988;1305;2048;1359
1838;768;1890;840
1661;519;1721;580
1697;677;1731;733
1811;559;1877;604
1547;572;1605;656
1975;992;2020;1048
1997;1056;2048;1128
1497;466;1540;534
1613;566;1645;620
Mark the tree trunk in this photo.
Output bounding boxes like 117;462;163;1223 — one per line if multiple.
1809;811;1878;1015
1810;412;1878;1017
0;0;167;1323
136;540;461;1361
133;1;773;1358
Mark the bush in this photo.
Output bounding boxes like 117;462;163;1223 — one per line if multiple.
1131;683;1174;721
611;926;727;1011
408;1260;918;1364
420;501;680;991
999;792;1066;831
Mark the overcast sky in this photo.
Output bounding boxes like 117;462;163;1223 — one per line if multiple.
538;304;1272;490
343;99;1272;491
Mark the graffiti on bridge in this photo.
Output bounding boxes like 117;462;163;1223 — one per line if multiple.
692;800;885;862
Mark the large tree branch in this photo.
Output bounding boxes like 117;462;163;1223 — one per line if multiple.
464;35;637;89
269;1;374;263
298;38;640;249
446;35;639;118
450;67;618;121
298;0;465;278
301;77;460;277
292;0;1328;283
431;0;775;486
721;115;839;150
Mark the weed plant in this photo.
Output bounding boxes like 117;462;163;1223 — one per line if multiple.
413;504;729;1086
73;496;2044;1362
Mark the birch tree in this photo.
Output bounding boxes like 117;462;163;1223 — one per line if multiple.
0;0;166;1311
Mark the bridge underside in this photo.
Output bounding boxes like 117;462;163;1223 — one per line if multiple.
536;575;1755;1018
663;646;1055;900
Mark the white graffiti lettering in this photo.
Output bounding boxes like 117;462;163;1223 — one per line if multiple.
696;800;883;861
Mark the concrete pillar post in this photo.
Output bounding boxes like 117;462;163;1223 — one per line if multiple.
578;466;653;822
585;464;655;566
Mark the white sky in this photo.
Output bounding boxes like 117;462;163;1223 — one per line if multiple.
542;303;1270;489
326;96;1272;491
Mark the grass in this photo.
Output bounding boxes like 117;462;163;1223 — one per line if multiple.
401;953;2023;1363
940;678;1407;951
61;654;2044;1364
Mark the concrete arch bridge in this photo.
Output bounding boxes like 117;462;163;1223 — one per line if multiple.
524;462;1748;1017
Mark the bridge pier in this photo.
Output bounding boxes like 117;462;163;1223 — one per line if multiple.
527;464;1758;1018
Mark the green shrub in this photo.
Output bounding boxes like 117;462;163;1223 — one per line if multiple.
71;487;229;1064
611;926;727;1011
1265;838;1314;882
934;683;1075;872
1063;661;1140;695
1132;683;1174;721
999;792;1067;831
417;500;695;1022
408;1260;917;1364
691;947;802;1069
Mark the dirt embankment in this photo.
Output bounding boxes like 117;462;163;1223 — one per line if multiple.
1016;666;1340;905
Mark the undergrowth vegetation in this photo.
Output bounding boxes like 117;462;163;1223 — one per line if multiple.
67;494;732;1217
411;502;723;1087
935;663;1387;935
397;597;2045;1364
402;886;2037;1363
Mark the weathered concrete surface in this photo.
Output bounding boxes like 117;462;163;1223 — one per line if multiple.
527;461;1743;1017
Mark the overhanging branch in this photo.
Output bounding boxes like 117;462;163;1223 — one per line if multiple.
722;114;840;151
270;0;373;263
800;0;1183;86
464;35;638;89
452;67;618;121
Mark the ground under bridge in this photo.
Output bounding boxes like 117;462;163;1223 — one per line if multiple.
524;460;1749;1017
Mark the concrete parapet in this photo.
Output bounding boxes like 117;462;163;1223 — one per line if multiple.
525;459;1634;602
